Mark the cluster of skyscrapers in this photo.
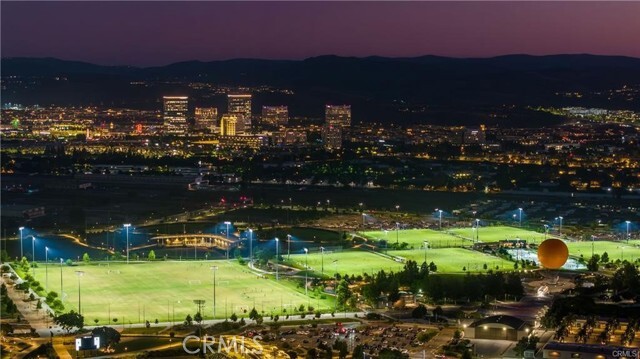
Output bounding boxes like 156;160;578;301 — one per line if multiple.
162;95;351;149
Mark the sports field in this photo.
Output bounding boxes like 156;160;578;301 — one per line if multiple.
565;240;640;262
361;229;467;248
31;261;333;324
388;248;515;273
448;226;546;244
287;250;404;276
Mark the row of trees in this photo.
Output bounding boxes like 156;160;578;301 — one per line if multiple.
361;260;524;305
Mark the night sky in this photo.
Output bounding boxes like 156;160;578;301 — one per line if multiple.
2;1;639;66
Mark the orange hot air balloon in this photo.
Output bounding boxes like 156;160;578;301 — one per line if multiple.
537;238;569;269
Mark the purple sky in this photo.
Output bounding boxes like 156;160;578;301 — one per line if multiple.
2;1;640;66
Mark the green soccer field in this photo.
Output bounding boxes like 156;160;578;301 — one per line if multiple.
361;229;467;248
388;248;515;273
287;250;404;276
31;261;334;325
448;226;546;244
565;240;640;262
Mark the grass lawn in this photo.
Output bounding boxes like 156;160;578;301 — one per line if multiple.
565;240;640;262
31;260;333;325
287;250;404;277
388;248;515;273
448;226;546;244
361;229;466;248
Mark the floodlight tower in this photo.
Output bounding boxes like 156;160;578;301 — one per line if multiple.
124;224;131;264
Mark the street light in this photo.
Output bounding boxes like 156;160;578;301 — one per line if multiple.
19;227;24;260
303;248;309;296
75;271;84;314
362;213;366;227
518;208;523;227
436;209;443;230
274;238;279;281
210;266;218;318
124;224;131;264
45;246;49;291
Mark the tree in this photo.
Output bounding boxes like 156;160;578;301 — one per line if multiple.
412;304;428;319
148;250;156;261
379;348;409;358
433;306;444;318
91;326;121;350
82;253;91;264
587;255;600;272
333;339;349;359
184;314;193;326
193;312;203;324
54;311;84;333
514;336;539;357
352;345;364;359
601;252;609;263
249;308;258;320
230;313;238;322
336;279;352;308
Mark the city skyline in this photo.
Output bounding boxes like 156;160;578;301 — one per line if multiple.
2;2;640;66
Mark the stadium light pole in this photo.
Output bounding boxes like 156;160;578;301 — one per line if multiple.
437;209;443;230
60;258;64;300
210;266;218;318
31;235;36;262
544;225;549;241
395;222;400;244
320;247;325;275
303;248;308;296
475;219;480;243
362;213;366;227
423;241;429;265
224;221;231;259
45;246;49;291
287;234;291;259
275;238;279;281
124;224;131;264
19;227;24;260
518;208;523;227
557;217;563;236
75;271;84;315
333;260;338;312
248;229;253;263
626;221;631;243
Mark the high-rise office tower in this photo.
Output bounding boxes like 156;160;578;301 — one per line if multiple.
321;124;342;149
194;107;218;132
228;94;252;132
261;106;288;126
220;114;238;136
325;105;351;127
163;96;189;133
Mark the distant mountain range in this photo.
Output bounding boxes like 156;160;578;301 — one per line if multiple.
3;54;640;125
